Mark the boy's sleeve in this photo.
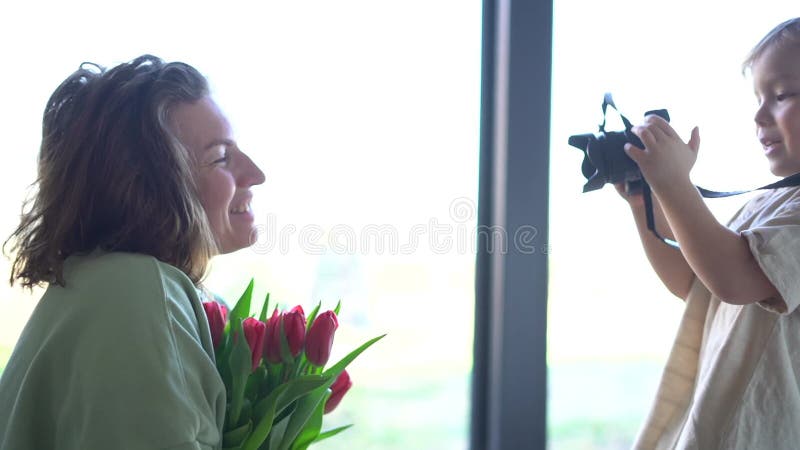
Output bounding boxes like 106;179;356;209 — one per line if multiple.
64;259;225;449
741;196;800;314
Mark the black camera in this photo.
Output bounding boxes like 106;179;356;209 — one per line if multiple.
568;94;669;193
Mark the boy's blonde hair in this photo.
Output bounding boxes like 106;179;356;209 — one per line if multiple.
743;18;800;73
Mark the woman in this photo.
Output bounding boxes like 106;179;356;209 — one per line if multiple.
0;55;265;449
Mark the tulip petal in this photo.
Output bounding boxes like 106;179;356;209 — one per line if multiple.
243;317;266;372
305;311;339;367
263;309;283;365
202;302;226;350
325;370;352;414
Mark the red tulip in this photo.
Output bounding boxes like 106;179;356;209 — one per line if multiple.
283;306;306;358
263;306;307;364
263;309;283;364
242;317;266;372
324;370;352;414
305;310;338;367
202;301;226;350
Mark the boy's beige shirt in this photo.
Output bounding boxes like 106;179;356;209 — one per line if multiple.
634;187;800;450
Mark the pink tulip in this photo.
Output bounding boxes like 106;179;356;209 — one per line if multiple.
242;317;266;372
305;310;338;367
324;370;352;414
283;306;306;358
202;302;226;350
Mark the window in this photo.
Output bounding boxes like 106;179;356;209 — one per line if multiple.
0;2;480;448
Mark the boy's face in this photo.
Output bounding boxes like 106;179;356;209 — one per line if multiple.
752;43;800;177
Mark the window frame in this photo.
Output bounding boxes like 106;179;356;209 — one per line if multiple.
472;1;552;449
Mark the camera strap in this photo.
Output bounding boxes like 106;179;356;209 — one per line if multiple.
597;93;800;248
643;173;800;249
600;93;634;134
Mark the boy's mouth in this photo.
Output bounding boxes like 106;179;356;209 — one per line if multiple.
760;137;783;153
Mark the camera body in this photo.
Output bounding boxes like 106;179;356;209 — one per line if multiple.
569;108;669;193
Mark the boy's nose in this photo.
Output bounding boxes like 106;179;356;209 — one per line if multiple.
753;104;773;126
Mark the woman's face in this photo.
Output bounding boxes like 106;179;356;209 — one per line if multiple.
170;97;266;254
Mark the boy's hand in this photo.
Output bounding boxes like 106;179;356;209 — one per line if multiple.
623;115;701;193
614;182;645;208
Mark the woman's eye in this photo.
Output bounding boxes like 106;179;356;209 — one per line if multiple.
776;92;796;101
212;155;230;165
209;149;231;165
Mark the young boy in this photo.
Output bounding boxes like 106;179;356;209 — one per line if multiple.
619;18;800;450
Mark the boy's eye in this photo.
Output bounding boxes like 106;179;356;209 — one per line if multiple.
776;92;796;101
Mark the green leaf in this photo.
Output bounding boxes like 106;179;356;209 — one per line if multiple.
259;292;271;322
276;387;327;450
289;390;328;450
311;424;353;444
274;375;330;413
231;278;255;322
243;384;288;450
293;353;308;378
243;375;330;450
222;419;253;448
218;332;234;394
228;318;254;427
246;365;267;402
271;400;297;430
267;415;291;450
333;299;341;316
265;362;283;394
305;301;321;333
239;398;253;426
322;334;386;382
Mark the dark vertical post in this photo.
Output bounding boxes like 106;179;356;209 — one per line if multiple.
472;0;552;448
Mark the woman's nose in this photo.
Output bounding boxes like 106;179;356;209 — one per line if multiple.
236;151;266;187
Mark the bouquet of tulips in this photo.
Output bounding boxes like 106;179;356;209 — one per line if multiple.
201;280;384;450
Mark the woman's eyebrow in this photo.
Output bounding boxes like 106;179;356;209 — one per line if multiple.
203;138;236;151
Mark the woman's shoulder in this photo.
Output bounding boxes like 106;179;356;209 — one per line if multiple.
43;250;199;319
67;250;191;289
22;251;208;362
64;250;188;284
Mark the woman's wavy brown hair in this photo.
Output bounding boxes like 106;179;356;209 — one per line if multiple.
4;54;218;288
